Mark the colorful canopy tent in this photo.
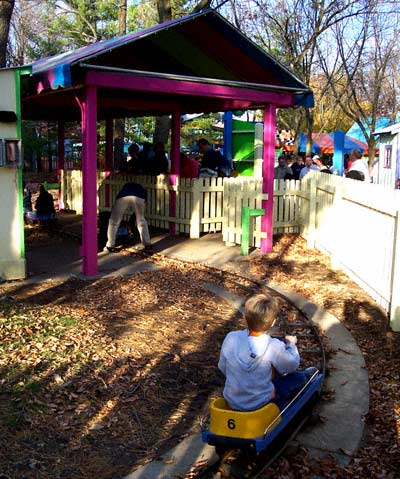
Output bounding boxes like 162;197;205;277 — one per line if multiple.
298;133;321;153
298;133;367;154
17;8;313;276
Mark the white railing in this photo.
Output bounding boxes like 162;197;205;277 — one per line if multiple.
302;171;400;330
61;171;303;241
222;178;310;246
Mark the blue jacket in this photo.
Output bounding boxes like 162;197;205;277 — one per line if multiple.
116;183;147;201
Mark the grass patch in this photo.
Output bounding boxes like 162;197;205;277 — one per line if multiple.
0;301;100;390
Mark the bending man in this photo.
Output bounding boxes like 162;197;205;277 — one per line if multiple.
105;182;153;253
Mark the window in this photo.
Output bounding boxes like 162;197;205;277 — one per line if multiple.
384;145;392;169
0;139;22;167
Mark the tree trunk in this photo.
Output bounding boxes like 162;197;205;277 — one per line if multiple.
0;0;15;67
367;137;377;170
153;116;170;145
118;0;127;34
113;0;127;171
154;0;172;147
305;108;314;157
157;0;171;22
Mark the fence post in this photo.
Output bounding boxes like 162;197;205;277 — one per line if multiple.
241;207;265;255
330;182;345;270
390;209;400;331
254;123;263;178
60;169;65;210
307;177;317;248
190;179;201;239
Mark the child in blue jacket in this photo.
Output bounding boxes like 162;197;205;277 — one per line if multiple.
218;293;310;411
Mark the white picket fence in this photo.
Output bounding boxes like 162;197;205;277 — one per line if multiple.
61;172;302;239
302;171;400;330
61;169;400;330
62;172;225;237
222;178;310;246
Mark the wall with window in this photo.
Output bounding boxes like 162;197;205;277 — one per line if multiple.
375;127;400;190
0;69;26;280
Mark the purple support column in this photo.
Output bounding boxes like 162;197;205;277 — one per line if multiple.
169;110;181;235
57;120;65;210
260;104;276;253
81;86;98;276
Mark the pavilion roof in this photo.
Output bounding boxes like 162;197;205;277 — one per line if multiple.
20;9;313;120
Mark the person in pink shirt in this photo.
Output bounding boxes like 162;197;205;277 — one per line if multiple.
180;152;199;178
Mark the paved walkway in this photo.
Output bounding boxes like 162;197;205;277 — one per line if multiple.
23;213;369;477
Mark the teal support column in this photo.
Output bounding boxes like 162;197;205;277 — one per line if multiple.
223;111;233;161
241;207;265;256
333;130;345;176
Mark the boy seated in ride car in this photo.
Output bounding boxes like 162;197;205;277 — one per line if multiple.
218;293;312;412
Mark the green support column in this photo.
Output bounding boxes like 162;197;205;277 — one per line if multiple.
15;69;25;261
241;207;265;256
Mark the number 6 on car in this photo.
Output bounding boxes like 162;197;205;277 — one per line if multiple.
227;418;236;429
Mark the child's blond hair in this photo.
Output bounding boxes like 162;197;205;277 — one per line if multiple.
244;293;278;332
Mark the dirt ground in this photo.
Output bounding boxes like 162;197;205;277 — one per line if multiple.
0;231;399;478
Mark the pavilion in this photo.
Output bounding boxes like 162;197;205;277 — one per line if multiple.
19;8;313;276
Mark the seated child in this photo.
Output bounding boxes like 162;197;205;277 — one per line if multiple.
25;184;56;223
218;293;308;412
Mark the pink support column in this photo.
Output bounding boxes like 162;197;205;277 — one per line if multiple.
57;120;65;211
169;110;181;236
260;104;276;253
80;86;98;276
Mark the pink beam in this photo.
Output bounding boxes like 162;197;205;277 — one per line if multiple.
169;110;181;235
80;86;99;276
260;104;276;254
101;95;259;115
57;120;65;210
101;97;181;112
86;71;296;107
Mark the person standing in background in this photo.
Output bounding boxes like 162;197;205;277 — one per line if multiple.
299;156;320;180
105;182;153;254
347;149;370;182
274;156;293;180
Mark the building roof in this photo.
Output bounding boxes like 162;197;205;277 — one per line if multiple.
373;122;400;136
19;9;312;120
346;118;399;142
